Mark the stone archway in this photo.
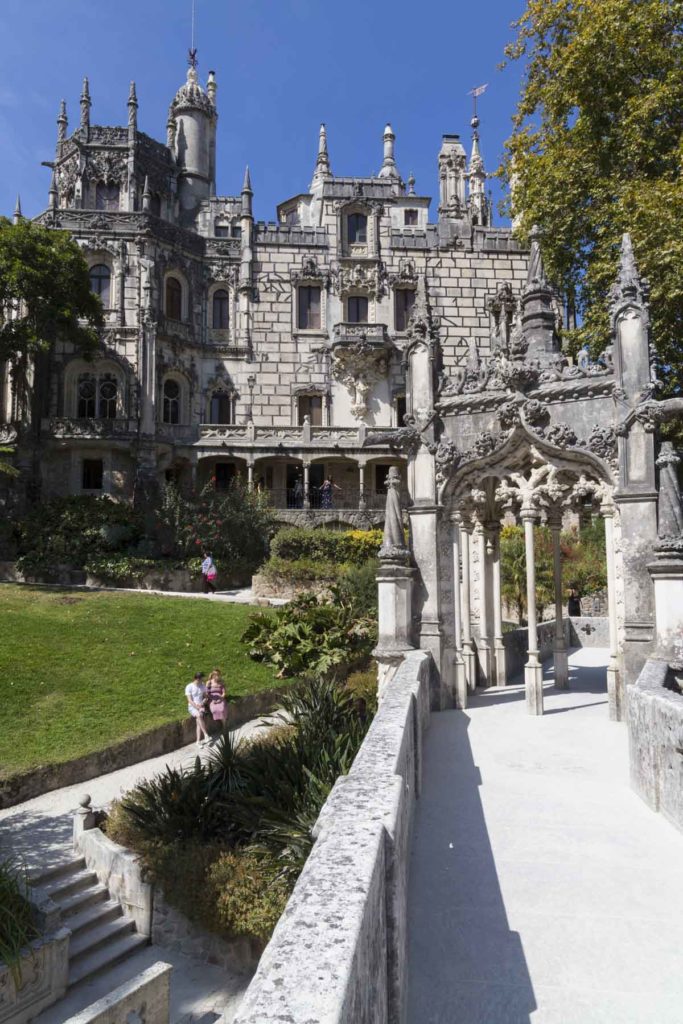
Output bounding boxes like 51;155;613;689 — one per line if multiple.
441;424;619;717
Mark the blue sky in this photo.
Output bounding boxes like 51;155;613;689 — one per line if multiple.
0;0;526;223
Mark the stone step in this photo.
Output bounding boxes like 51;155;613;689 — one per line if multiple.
66;899;123;939
68;932;149;988
58;883;109;919
29;857;86;888
44;868;99;902
69;914;135;961
175;1014;222;1024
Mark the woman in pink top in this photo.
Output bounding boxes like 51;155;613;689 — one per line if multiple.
207;669;228;725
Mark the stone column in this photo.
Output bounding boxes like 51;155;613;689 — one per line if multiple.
302;462;311;510
602;501;621;719
247;462;254;492
550;513;569;690
522;509;544;715
358;462;367;511
373;467;416;700
490;524;507;687
460;518;477;692
476;521;493;686
450;513;467;709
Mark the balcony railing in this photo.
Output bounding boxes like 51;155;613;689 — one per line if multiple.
264;488;395;511
197;423;399;448
332;322;389;347
42;417;136;439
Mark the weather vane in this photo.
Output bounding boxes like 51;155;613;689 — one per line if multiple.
188;0;198;69
468;83;488;121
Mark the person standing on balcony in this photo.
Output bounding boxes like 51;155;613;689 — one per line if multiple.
293;474;304;508
319;475;341;510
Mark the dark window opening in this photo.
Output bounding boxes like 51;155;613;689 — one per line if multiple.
165;277;182;321
82;459;103;490
214;221;230;237
347;295;369;324
163;379;180;424
297;286;321;330
98;376;118;419
210;392;232;424
347;213;367;244
404;209;418;226
298;395;323;426
212;289;230;330
215;462;235;491
77;375;96;418
375;463;394;492
395;289;416;332
95;182;119;211
89;264;111;306
232;224;242;239
395;395;407;425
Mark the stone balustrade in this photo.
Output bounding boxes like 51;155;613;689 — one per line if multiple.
0;929;70;1024
232;649;432;1024
62;961;172;1024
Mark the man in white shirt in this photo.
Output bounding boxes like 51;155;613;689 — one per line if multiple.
185;671;211;747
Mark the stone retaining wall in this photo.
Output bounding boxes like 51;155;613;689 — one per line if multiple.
0;686;285;810
629;658;683;833
152;889;261;976
0;929;70;1024
232;649;432;1024
63;961;172;1024
76;827;153;937
501;617;609;680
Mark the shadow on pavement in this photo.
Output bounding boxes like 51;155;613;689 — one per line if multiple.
406;710;536;1024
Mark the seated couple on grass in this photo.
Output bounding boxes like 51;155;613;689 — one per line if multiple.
185;669;228;747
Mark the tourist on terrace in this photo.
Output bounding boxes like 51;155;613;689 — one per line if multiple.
207;669;228;727
185;671;211;747
201;551;218;594
319;475;341;510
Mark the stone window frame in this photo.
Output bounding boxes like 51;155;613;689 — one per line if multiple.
346;293;371;325
291;270;328;337
73;448;113;495
208;281;235;340
164;270;188;323
65;358;127;420
85;255;116;311
291;385;329;427
338;200;378;259
393;284;416;335
159;370;190;426
204;376;237;425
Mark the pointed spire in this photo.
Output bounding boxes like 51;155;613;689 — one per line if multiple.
57;99;68;144
609;232;646;312
48;167;58;210
241;165;253;217
80;77;91;132
142;175;151;212
13;195;22;225
378;122;400;179
127;81;138;130
311;123;332;188
467;112;489;226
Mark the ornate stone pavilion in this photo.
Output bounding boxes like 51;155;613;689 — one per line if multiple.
0;56;528;524
374;231;672;720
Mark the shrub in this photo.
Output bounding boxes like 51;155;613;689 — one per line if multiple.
210;848;293;942
83;555;159;583
269;527;383;567
334;559;379;616
259;556;340;585
345;667;379;716
0;854;39;981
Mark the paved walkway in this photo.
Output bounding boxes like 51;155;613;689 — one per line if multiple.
1;579;288;606
407;648;683;1024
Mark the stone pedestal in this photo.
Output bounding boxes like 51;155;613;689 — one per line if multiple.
522;510;544;716
648;557;683;666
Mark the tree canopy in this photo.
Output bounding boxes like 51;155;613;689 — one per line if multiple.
501;0;683;391
0;217;103;368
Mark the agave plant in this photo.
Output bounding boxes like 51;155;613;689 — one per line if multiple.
119;761;229;845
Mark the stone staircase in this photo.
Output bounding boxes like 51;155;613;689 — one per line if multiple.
32;856;147;986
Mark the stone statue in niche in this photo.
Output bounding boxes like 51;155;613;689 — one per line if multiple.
379;466;409;564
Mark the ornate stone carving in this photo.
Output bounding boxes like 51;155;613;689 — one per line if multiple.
430;437;463;484
498;400;521;430
653;443;683;556
363;418;423;457
331;261;387;299
488;283;517;349
405;275;438;352
290;256;328;286
609;232;648;315
379;466;410;564
522;399;549;428
586;426;617;461
0;424;18;444
388;258;417;288
544;423;578;448
85;150;127;184
331;338;388;420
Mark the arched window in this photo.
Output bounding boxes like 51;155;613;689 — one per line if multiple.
165;277;183;321
347;213;367;244
98;375;118;419
212;289;230;330
163;379;180;424
95;182;119;211
89;264;111;306
210;392;232;424
77;374;96;418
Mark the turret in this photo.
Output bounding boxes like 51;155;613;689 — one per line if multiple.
467;114;490;227
56;100;68;146
127;81;138;134
80;77;91;134
438;134;467;220
310;123;332;190
168;57;218;217
238;166;254;348
378;123;400;183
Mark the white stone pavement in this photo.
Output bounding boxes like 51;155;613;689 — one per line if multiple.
0;716;275;1024
1;580;288;606
407;647;683;1024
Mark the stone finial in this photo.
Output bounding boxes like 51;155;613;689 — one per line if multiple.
311;123;332;187
378;122;400;180
48;167;58;210
609;232;647;313
57;99;68;143
142;175;151;212
406;273;437;350
207;69;217;106
241;165;253;217
379;467;409;564
80;76;91;131
79;794;92;809
128;81;138;130
13;194;22;225
407;171;416;195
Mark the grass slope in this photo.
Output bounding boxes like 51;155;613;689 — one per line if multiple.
0;586;276;778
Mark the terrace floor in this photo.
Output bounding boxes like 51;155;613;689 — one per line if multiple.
406;648;683;1024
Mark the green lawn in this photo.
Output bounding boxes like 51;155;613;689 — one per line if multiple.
0;586;277;778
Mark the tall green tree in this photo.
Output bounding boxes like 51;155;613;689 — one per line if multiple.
0;217;103;408
501;0;683;390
